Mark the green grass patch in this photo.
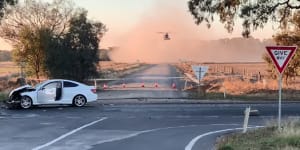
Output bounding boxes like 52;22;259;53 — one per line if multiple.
217;120;300;150
188;91;273;100
187;91;300;101
188;92;227;99
0;92;8;102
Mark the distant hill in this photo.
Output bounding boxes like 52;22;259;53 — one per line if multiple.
0;50;11;62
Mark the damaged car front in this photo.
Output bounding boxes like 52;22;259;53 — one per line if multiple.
6;85;36;109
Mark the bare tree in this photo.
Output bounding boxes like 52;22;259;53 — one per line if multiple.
188;0;300;37
0;0;75;44
0;0;77;79
0;0;17;19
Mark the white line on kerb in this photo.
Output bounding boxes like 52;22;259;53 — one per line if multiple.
185;126;264;150
32;117;108;150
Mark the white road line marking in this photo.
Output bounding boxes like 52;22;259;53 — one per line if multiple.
39;122;55;126
204;116;219;118
184;126;264;150
210;124;240;126
95;125;199;145
32;117;107;150
95;124;245;146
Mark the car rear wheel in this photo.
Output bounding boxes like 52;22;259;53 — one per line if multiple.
73;95;86;107
20;96;32;109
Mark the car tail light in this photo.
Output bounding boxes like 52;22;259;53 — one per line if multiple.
91;88;97;93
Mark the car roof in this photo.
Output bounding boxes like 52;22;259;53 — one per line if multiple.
44;79;82;85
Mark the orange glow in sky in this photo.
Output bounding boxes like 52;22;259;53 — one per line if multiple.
1;0;276;62
82;0;275;48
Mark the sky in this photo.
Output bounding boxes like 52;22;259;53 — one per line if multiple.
71;0;275;48
1;0;277;62
76;0;276;62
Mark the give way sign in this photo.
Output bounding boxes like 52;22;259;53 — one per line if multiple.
192;65;209;80
266;46;297;74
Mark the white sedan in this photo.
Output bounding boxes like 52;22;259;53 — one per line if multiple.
7;79;98;109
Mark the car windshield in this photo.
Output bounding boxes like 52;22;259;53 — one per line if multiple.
34;81;45;89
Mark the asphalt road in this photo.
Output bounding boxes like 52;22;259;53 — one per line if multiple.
99;64;188;99
1;103;300;150
1;64;300;150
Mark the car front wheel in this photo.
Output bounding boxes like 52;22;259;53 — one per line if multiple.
73;95;86;107
20;96;32;109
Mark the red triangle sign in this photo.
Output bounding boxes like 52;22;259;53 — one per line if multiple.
266;46;297;74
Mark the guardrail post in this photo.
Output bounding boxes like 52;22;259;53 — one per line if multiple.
223;83;226;99
243;106;251;133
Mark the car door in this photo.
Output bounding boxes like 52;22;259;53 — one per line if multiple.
37;81;61;104
61;81;79;103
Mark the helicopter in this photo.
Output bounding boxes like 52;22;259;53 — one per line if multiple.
157;32;171;40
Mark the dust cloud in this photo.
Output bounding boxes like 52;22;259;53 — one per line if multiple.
109;1;274;63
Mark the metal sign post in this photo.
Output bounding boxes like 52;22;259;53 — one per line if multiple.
192;66;209;82
278;74;282;130
192;66;208;96
266;46;297;130
198;67;202;95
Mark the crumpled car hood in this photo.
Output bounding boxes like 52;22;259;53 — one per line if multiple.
9;85;34;97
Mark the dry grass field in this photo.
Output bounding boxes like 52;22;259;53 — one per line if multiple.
99;61;141;72
98;61;146;79
0;61;19;77
176;61;300;100
0;61;147;92
0;62;20;93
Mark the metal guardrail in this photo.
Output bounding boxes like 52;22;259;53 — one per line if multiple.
90;76;188;90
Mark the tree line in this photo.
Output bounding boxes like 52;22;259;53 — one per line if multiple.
0;0;107;82
188;0;300;82
1;0;300;82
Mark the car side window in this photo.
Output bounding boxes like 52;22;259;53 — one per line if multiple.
43;82;59;90
63;81;78;88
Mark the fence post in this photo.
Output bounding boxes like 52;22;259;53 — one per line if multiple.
223;86;226;99
94;79;97;89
